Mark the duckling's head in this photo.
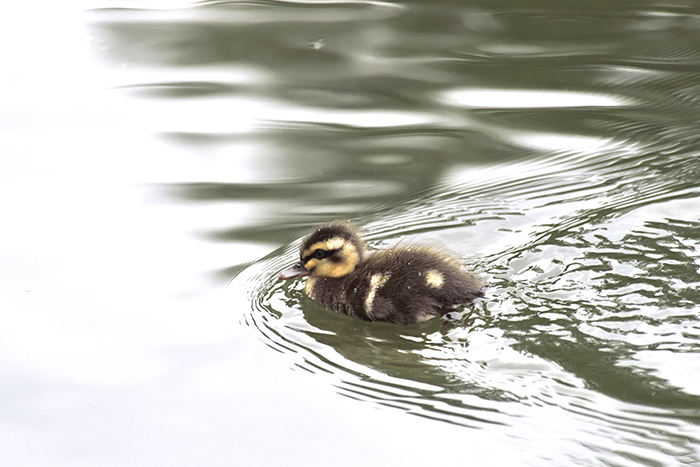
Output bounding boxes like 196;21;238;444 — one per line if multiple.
279;222;364;280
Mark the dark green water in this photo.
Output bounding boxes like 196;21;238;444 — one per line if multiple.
2;1;700;466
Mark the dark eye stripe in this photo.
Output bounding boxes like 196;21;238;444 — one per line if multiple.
302;249;338;263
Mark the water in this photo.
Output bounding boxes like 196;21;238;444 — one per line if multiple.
2;1;700;466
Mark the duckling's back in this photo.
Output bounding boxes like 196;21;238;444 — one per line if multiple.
307;247;485;324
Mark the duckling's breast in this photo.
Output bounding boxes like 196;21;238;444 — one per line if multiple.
305;276;355;317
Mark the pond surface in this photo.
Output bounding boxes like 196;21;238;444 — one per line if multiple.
2;1;700;466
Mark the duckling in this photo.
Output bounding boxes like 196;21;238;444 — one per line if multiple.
278;222;485;324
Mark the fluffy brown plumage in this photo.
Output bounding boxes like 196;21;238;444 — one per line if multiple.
278;222;485;324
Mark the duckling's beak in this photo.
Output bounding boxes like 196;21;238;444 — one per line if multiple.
278;260;310;280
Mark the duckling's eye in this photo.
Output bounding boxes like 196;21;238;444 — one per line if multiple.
313;249;328;259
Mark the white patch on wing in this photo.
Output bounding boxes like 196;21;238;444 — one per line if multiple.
365;273;391;316
425;269;444;288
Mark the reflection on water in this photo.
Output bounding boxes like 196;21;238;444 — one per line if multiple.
20;0;700;465
240;143;700;462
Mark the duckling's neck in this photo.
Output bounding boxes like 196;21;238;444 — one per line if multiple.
304;277;317;295
304;275;345;294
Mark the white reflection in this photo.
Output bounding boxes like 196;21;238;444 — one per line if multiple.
89;0;198;9
506;132;631;154
90;0;404;8
439;88;633;108
620;350;700;397
269;106;440;128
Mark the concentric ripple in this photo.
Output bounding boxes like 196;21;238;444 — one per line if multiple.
236;135;700;463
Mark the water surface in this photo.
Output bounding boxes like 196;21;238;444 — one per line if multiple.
2;1;700;466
